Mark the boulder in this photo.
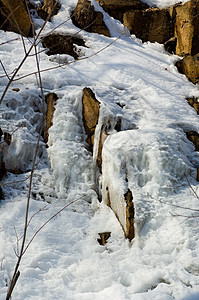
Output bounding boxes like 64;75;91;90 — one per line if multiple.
96;0;145;22
45;93;58;143
0;0;32;36
41;34;86;59
72;0;110;36
123;8;173;44
174;0;199;56
42;0;60;16
175;54;199;84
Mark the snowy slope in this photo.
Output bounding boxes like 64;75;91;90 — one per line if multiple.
0;0;199;299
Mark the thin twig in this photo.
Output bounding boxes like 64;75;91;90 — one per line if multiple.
23;197;83;255
0;60;10;80
12;29;127;82
0;2;56;105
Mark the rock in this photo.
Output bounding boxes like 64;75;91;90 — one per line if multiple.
45;93;58;143
82;87;100;151
72;0;110;36
174;0;199;56
0;157;6;181
42;0;60;17
164;36;177;54
125;189;135;240
123;8;173;44
96;0;145;22
186;131;199;151
96;130;109;170
97;232;111;245
186;97;199;114
12;88;20;92
0;0;32;36
104;185;135;240
4;132;11;145
175;54;199;84
41;34;86;59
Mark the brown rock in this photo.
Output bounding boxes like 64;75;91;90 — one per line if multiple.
72;0;110;36
0;0;32;36
41;34;86;59
45;93;58;143
82;87;100;151
186;131;199;151
42;0;60;17
186;97;199;114
175;54;199;84
97;232;111;245
123;8;173;44
124;189;135;240
96;0;145;22
104;186;135;240
164;36;177;54
96;130;109;170
174;0;199;56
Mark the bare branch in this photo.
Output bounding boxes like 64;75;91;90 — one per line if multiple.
23;196;83;255
0;60;10;80
13;29;127;82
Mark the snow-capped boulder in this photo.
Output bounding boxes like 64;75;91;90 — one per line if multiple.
41;34;86;59
72;0;110;36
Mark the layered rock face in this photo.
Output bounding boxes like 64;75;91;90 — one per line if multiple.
123;8;173;44
174;0;199;56
174;0;199;84
96;0;199;84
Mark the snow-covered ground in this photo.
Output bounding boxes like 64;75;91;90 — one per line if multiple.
0;0;199;299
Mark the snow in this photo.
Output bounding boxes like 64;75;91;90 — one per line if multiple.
0;0;199;299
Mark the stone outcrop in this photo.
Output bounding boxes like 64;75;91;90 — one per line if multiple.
82;87;100;151
174;0;199;56
175;54;199;84
96;0;145;22
42;34;86;59
72;0;110;37
0;0;32;36
82;88;110;170
123;8;173;44
125;189;135;240
45;93;58;143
